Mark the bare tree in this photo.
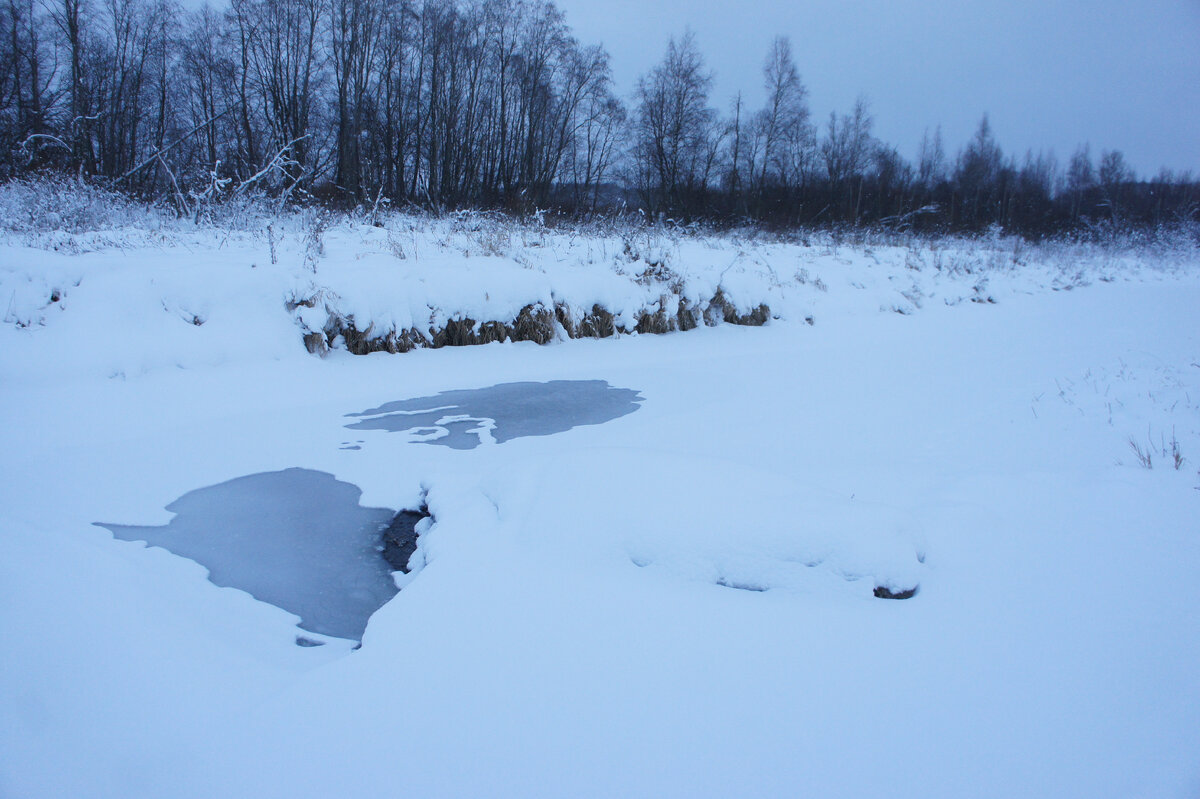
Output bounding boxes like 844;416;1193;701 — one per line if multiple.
632;30;718;216
330;0;382;199
916;125;945;191
955;113;1004;226
1065;143;1094;222
97;0;162;178
756;35;809;200
1014;148;1056;230
562;42;623;211
47;0;96;171
821;96;873;221
1098;148;1132;222
177;6;233;174
370;0;413;200
5;0;57;166
234;0;322;185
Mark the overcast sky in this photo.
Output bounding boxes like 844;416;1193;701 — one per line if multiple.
554;0;1200;176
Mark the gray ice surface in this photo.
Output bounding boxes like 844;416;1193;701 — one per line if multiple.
345;380;642;449
96;469;398;641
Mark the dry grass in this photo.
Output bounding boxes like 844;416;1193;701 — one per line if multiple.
310;293;769;356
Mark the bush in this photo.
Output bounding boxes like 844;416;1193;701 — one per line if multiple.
0;175;168;234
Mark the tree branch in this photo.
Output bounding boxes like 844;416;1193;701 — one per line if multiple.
118;109;234;182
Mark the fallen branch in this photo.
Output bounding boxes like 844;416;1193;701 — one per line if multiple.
118;109;233;183
156;154;190;217
232;134;309;196
20;133;73;156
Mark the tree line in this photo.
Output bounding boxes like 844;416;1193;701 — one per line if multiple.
1;0;1196;235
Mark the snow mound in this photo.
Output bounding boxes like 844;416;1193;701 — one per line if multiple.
450;449;925;600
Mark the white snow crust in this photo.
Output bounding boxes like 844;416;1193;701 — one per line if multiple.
2;211;1199;798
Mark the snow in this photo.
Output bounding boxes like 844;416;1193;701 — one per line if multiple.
1;211;1199;798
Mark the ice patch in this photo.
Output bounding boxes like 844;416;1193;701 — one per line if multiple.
345;380;643;449
95;468;404;641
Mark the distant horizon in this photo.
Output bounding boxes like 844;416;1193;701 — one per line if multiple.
548;0;1200;178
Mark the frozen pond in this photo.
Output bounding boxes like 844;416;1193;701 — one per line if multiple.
345;380;642;449
91;382;640;640
96;469;407;641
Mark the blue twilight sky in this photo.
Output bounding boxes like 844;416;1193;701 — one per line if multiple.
554;0;1200;176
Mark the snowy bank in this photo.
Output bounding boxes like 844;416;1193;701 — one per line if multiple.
4;197;1196;373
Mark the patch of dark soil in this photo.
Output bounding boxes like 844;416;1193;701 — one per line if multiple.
874;584;919;600
380;508;431;572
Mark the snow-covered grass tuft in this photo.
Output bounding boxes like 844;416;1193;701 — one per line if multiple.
0;175;171;235
0;175;292;253
1129;436;1155;469
1130;428;1187;471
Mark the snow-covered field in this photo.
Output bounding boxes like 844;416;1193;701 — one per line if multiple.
2;209;1199;798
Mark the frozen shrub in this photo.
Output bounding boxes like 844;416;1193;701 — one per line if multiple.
0;176;167;234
